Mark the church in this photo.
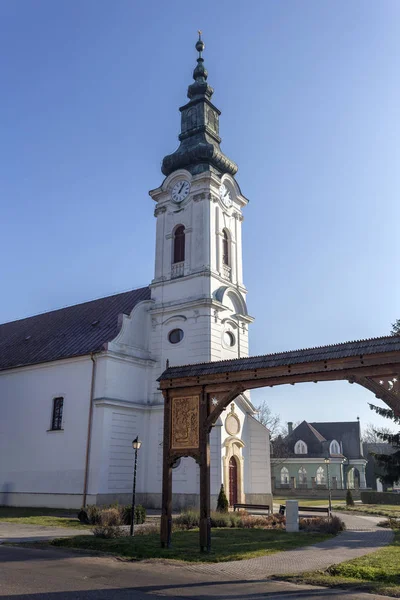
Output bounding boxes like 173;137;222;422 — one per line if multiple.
0;35;271;511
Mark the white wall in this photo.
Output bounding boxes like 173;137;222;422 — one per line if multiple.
0;357;93;506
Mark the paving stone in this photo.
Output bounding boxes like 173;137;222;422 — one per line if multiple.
182;511;394;580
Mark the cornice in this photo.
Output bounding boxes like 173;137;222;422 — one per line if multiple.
93;397;164;411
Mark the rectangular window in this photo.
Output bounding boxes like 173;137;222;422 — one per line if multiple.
51;397;64;430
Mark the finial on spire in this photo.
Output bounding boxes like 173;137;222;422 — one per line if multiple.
193;31;207;83
195;30;205;58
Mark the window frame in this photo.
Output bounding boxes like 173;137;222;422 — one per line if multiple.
294;439;308;455
222;229;230;267
50;396;64;431
280;466;289;485
173;225;185;264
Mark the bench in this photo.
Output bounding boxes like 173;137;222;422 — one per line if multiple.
233;503;270;515
298;505;331;518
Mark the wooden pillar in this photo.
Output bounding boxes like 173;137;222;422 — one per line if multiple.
199;387;211;552
160;391;172;548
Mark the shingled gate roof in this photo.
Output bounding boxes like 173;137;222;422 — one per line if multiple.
159;335;400;380
0;287;151;372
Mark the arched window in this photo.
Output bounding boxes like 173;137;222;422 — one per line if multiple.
173;225;185;264
294;440;307;455
298;466;307;484
316;466;325;485
280;467;289;485
222;229;230;266
330;439;340;455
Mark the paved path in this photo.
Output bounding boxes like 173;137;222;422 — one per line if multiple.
0;511;393;584
0;521;89;543
0;543;394;599
182;512;394;580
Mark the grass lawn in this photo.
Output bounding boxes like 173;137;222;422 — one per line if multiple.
333;504;400;519
0;506;90;529
51;529;331;563
281;530;400;598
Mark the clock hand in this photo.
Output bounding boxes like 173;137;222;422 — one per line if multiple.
179;182;185;194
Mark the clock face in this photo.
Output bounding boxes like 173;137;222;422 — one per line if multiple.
171;180;190;203
219;183;232;208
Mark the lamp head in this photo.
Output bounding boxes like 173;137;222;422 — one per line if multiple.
324;457;330;464
132;436;142;450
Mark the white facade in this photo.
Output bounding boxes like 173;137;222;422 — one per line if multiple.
0;43;271;511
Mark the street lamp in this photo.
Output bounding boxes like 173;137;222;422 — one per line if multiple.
342;457;348;490
324;457;332;515
130;436;142;536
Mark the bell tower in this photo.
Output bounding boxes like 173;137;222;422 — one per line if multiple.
149;34;253;392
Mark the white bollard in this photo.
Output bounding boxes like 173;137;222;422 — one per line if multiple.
285;500;299;532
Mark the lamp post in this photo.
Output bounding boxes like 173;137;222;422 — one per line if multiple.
324;457;332;515
130;436;142;536
342;457;348;490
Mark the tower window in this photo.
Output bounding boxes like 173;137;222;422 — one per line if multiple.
222;229;230;266
223;331;235;347
51;397;64;431
168;328;184;344
173;225;185;264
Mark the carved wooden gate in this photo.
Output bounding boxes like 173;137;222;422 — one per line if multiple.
158;335;400;551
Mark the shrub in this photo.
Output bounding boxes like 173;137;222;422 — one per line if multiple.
175;510;200;530
86;505;102;525
216;484;229;513
77;508;89;524
346;489;355;506
134;522;160;536
360;491;400;505
299;515;345;534
120;504;146;525
210;512;232;528
92;507;123;538
92;524;124;538
99;508;122;527
377;518;400;529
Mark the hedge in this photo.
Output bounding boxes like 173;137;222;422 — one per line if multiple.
361;491;400;505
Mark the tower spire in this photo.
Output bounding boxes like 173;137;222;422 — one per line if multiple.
161;33;238;177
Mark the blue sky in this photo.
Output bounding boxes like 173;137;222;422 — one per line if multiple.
1;1;399;430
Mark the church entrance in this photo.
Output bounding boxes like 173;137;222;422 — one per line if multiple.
229;456;238;506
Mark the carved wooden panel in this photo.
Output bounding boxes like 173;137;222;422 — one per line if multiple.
171;396;199;450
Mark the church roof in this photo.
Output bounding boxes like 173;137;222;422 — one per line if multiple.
0;286;151;372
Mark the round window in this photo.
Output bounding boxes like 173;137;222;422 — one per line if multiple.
168;328;184;344
223;331;235;347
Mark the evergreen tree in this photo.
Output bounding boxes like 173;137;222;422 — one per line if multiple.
346;489;354;506
216;484;229;513
368;403;400;485
391;319;400;336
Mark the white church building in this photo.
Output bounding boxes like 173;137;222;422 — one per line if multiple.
0;35;271;510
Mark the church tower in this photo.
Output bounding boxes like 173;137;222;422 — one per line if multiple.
149;34;253;394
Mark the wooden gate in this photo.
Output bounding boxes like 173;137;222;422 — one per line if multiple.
159;334;400;552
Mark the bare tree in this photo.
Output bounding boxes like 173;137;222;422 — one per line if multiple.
279;420;301;437
255;399;281;437
362;422;395;444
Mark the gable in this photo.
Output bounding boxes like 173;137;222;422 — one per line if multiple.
0;287;151;372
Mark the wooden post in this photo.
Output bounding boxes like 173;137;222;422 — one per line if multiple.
199;387;211;552
161;391;172;548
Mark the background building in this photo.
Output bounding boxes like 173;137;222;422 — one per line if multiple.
271;420;367;497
